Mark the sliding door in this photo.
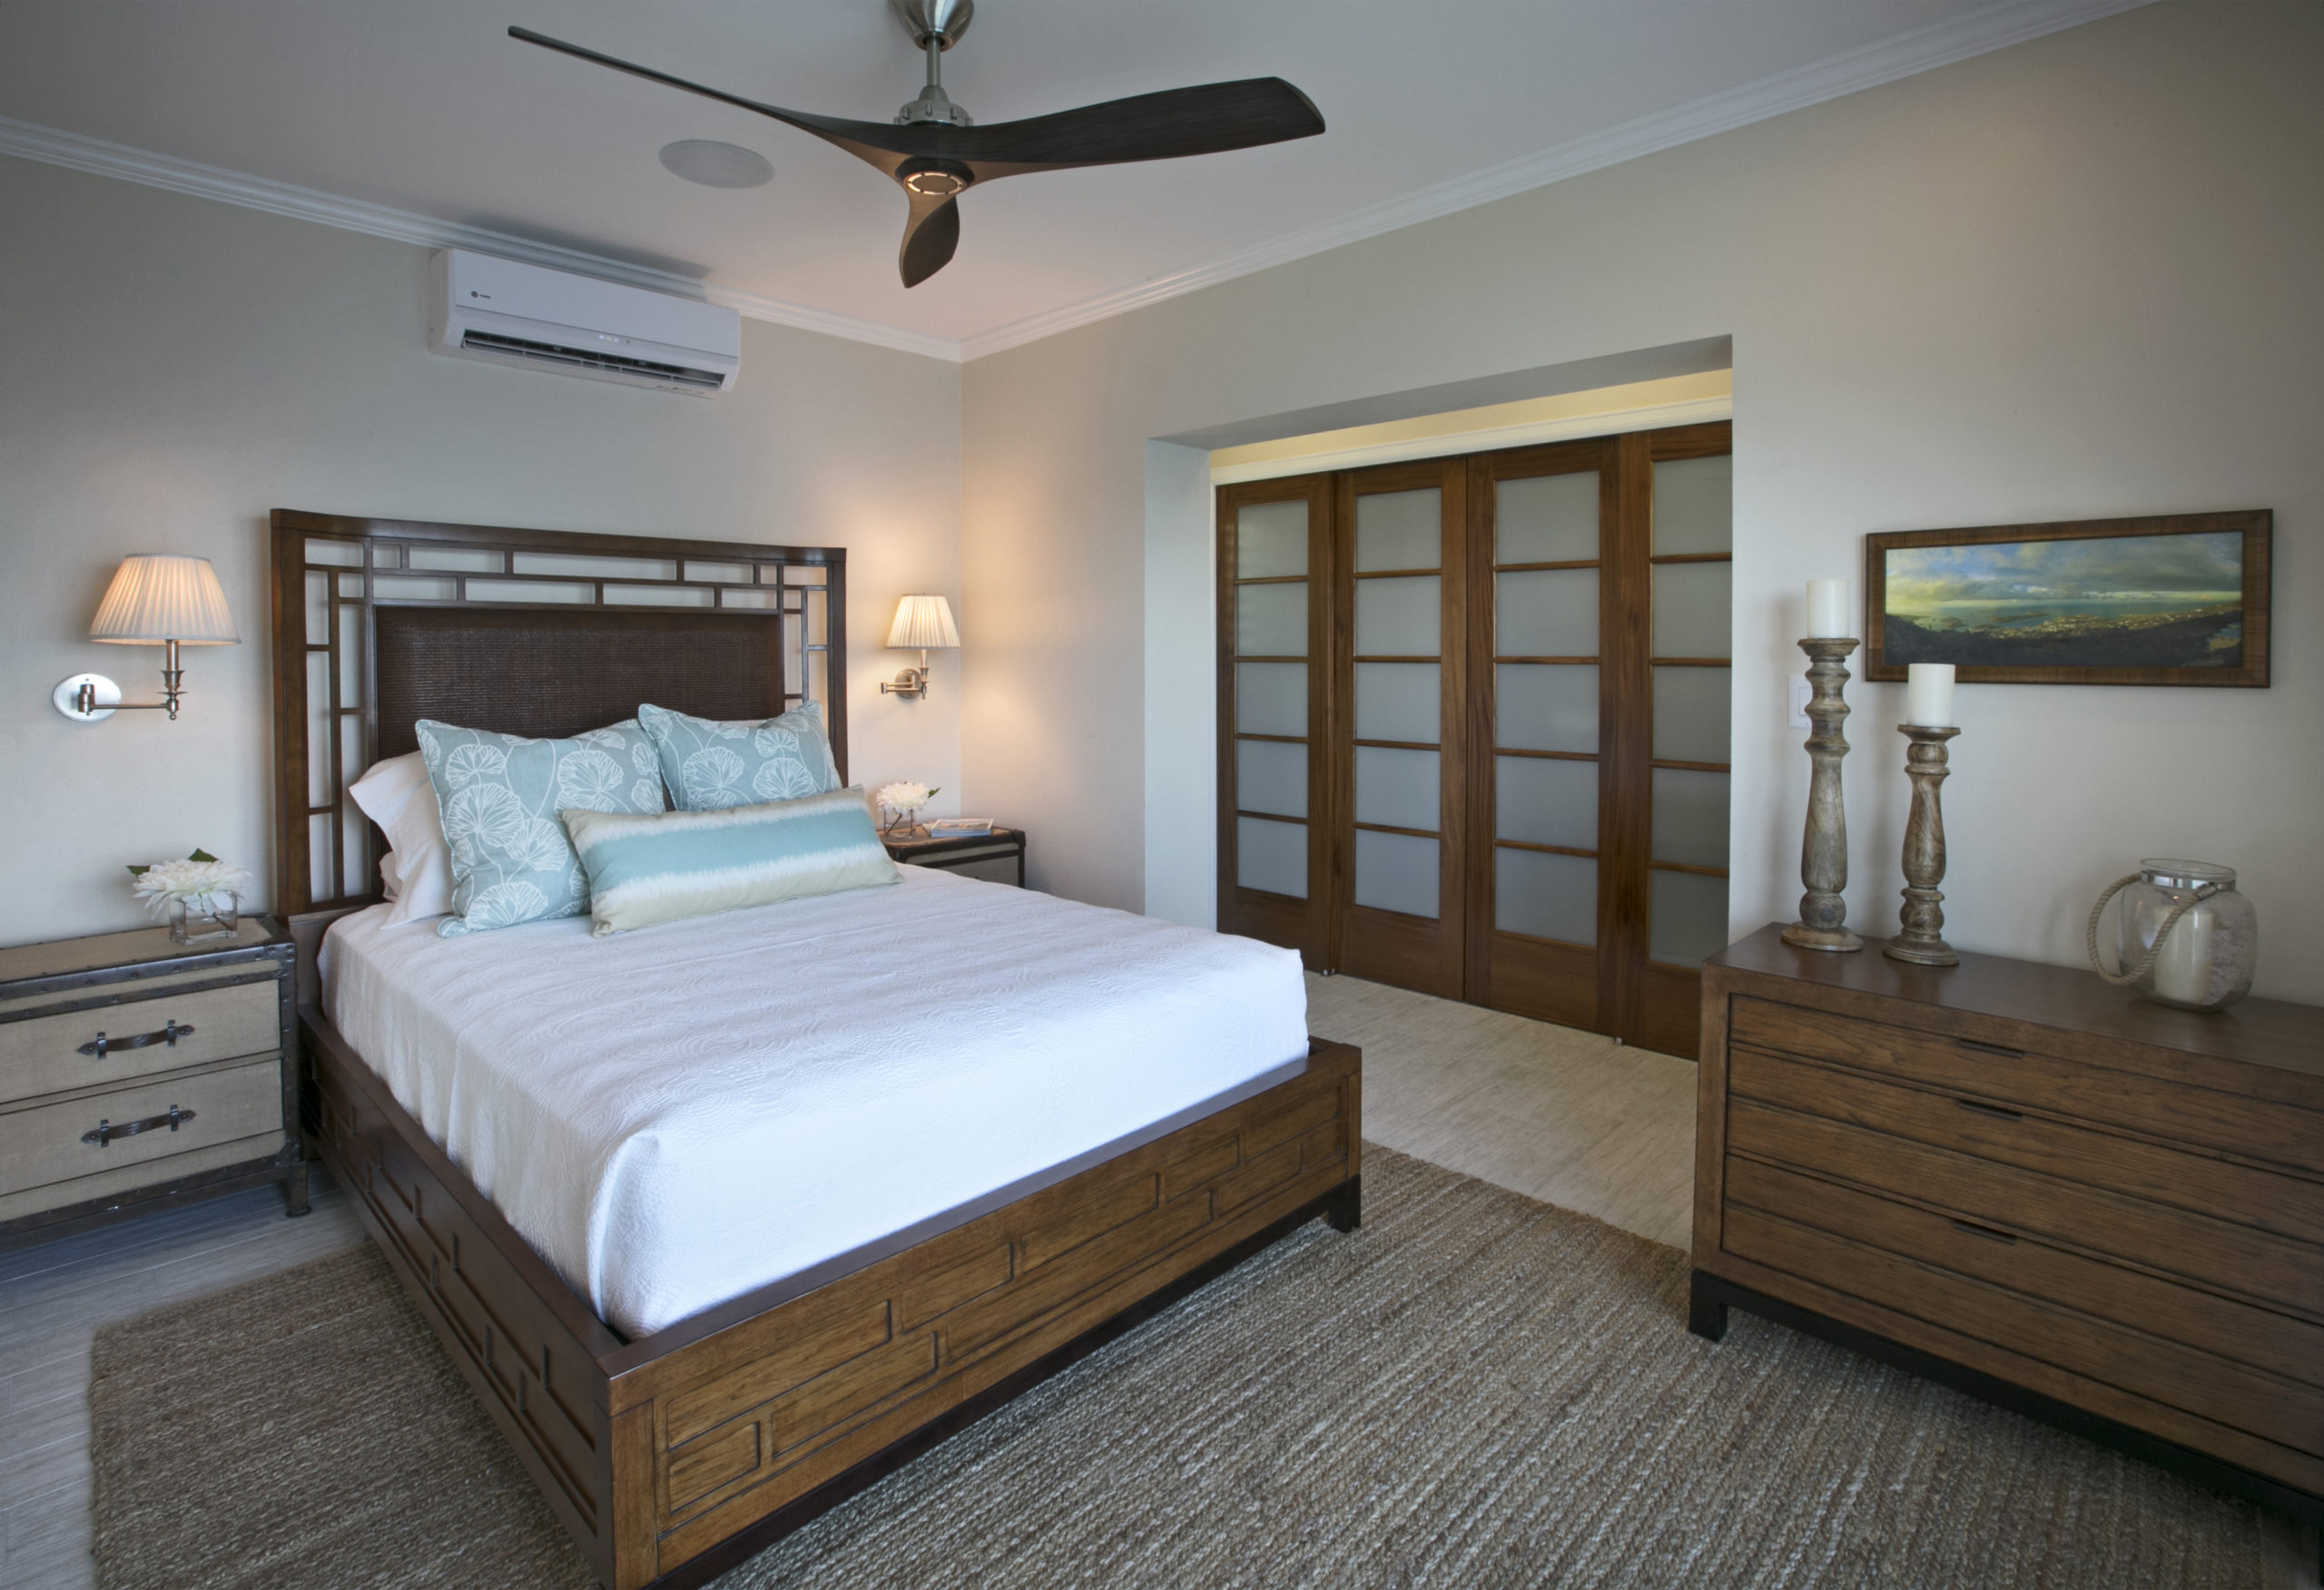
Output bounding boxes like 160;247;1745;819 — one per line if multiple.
1216;421;1730;1057
1216;476;1334;967
1334;460;1467;997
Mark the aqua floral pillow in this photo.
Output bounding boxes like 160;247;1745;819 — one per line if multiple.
636;702;841;811
414;719;667;937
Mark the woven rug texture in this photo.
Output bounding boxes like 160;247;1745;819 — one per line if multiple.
89;1146;2270;1589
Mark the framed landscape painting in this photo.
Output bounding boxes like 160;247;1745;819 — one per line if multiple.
1865;511;2270;687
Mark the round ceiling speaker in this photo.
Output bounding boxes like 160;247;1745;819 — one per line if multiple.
658;140;774;189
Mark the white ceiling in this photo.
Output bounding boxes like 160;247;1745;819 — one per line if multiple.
0;0;2135;359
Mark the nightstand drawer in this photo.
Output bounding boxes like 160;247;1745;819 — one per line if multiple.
1730;996;2324;1174
1728;1046;2324;1245
0;1055;285;1202
0;978;279;1105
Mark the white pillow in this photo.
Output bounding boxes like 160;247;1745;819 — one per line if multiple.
348;751;456;928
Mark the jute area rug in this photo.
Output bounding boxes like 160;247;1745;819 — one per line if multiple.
91;1148;2270;1589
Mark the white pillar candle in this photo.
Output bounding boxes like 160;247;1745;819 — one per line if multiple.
2150;906;2216;1006
1905;662;1955;727
1806;579;1849;638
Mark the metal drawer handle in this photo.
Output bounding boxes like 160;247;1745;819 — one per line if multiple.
1950;1218;2019;1245
78;1020;194;1059
1956;1038;2024;1059
82;1105;195;1147
1956;1098;2024;1123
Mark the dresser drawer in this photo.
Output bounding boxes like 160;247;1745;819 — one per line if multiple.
1727;1155;2324;1392
0;979;280;1104
1727;1099;2324;1319
1720;1183;2324;1461
1729;1046;2324;1246
1731;996;2324;1175
0;1055;286;1200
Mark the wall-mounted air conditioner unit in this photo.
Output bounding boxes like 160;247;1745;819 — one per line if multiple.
428;249;741;397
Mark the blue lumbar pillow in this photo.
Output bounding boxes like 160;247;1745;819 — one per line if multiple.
560;786;899;937
416;719;666;937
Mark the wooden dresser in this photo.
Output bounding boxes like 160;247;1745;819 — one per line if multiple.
0;918;306;1250
1692;924;2323;1546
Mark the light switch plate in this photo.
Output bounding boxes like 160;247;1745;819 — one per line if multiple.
1788;676;1814;730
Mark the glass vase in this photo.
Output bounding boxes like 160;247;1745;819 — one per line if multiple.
2115;860;2256;1013
168;891;241;946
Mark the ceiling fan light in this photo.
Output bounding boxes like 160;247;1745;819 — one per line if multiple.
898;159;972;198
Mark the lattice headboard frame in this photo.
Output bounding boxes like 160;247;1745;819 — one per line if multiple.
270;508;846;924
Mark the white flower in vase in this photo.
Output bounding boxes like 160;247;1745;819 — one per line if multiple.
129;850;253;941
872;781;938;834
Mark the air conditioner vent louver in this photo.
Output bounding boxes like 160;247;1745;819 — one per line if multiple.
460;330;727;391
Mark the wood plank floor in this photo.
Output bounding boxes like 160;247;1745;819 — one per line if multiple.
0;977;2312;1587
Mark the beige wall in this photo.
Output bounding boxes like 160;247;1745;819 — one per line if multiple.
0;155;963;947
961;3;2324;1001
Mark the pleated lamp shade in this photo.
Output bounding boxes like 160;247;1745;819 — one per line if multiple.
88;555;241;645
885;594;960;650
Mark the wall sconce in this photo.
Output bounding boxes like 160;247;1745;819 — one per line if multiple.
880;594;959;700
53;555;241;723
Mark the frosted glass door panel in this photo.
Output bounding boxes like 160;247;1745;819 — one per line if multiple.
1354;490;1441;571
1354;576;1440;655
1495;570;1598;656
1495;756;1597;850
1236;582;1307;655
1651;456;1732;555
1651;562;1731;657
1354;829;1438;918
1650;768;1728;868
1237;817;1306;898
1650;869;1728;966
1236;500;1309;577
1354;663;1439;743
1355;747;1439;832
1235;663;1306;738
1496;664;1598;753
1652;667;1731;763
1494;849;1596;945
1237;741;1308;818
1495;474;1598;564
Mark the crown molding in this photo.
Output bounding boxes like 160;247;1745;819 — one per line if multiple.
1207;394;1734;485
1;0;2143;368
0;113;965;363
958;0;2150;361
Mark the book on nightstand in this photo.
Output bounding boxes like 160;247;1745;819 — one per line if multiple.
928;818;995;837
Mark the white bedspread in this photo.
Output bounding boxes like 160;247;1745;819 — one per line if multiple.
321;867;1308;1339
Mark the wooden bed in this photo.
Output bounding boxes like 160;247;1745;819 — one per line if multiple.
269;509;1363;1590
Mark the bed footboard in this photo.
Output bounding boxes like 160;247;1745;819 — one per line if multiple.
308;1012;1361;1590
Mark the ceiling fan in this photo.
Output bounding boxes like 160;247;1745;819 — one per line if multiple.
511;0;1326;289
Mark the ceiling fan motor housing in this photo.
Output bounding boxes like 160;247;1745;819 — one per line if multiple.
892;0;976;125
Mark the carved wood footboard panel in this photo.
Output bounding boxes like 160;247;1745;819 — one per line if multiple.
310;1010;1362;1590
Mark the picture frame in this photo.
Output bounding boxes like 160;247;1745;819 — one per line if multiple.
1864;511;2270;687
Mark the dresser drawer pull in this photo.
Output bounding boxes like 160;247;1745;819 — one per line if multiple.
1956;1098;2024;1122
1955;1038;2024;1059
81;1105;195;1147
77;1020;194;1059
1950;1219;2019;1245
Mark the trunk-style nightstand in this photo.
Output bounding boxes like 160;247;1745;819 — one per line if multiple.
881;826;1027;887
0;918;306;1251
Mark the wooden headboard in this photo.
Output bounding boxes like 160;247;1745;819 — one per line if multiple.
270;508;846;927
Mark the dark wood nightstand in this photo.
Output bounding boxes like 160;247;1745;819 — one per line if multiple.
881;826;1027;887
0;918;306;1251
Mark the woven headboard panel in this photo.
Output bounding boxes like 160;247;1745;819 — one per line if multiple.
271;508;845;923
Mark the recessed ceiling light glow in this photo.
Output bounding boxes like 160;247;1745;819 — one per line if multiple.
658;140;773;189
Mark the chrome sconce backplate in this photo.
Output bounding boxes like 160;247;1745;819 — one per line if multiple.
54;673;120;723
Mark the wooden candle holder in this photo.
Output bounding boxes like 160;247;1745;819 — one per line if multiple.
1782;638;1864;953
1886;724;1962;967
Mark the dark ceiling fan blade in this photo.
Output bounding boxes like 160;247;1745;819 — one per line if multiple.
899;191;961;288
946;78;1324;176
509;26;918;178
